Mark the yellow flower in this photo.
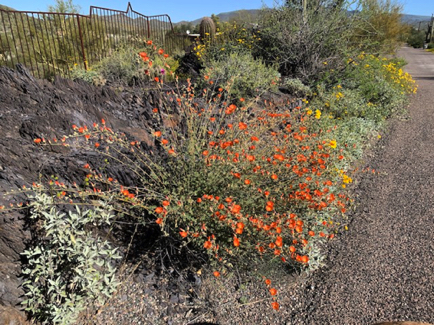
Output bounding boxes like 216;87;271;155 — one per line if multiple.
315;109;321;119
329;140;337;148
306;109;313;115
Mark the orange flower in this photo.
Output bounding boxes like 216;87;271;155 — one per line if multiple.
230;204;241;214
179;230;188;238
154;77;160;82
162;200;170;206
153;108;158;113
168;148;175;155
156;217;163;224
213;271;220;277
271;302;279;310
95;142;100;148
238;122;247;130
233;237;240;247
146;40;153;45
271;174;278;180
265;279;271;286
225;104;236;115
164;54;169;58
162;139;169;145
301;255;309;263
202;150;209;156
275;236;283;247
155;207;164;214
244;179;251;185
83;164;90;169
269;288;277;296
204;241;212;249
154;131;162;137
33;138;42;144
158;48;164;55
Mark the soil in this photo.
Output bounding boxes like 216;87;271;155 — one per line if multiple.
1;46;434;325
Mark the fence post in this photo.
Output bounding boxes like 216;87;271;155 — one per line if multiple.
76;14;88;70
147;17;151;39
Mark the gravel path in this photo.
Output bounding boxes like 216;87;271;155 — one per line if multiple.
285;46;434;325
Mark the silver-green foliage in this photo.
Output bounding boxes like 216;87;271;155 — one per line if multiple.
201;52;280;100
21;193;121;324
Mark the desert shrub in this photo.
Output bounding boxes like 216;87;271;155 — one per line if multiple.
354;0;409;55
427;42;434;49
200;52;280;100
254;1;358;83
406;27;426;48
69;41;177;85
282;78;312;97
69;64;106;86
30;70;357;310
91;46;145;84
21;191;121;324
312;53;416;122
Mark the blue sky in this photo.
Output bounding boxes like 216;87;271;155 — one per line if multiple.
0;0;432;23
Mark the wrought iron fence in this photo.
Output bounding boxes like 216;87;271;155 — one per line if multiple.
0;2;191;79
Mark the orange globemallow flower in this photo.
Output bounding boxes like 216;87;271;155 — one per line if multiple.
162;200;170;206
34;138;42;144
156;218;163;224
162;139;169;145
179;230;188;238
146;40;153;45
231;204;241;214
204;241;212;249
225;104;236;115
155;207;164;214
158;48;164;55
238;122;247;130
269;288;277;296
271;174;278;180
154;131;162;137
233;237;240;247
265;279;271;286
213;271;220;277
271;302;280;310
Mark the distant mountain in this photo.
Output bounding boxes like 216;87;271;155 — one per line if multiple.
402;14;431;28
175;9;432;28
174;9;260;26
0;4;16;11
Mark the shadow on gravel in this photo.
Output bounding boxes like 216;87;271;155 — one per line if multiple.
412;76;434;80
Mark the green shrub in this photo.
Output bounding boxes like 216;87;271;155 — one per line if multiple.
93;46;145;84
254;2;356;83
407;27;426;48
21;192;121;324
282;78;312;97
200;52;280;100
69;64;106;86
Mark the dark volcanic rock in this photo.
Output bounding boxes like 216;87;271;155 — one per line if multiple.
0;64;163;312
